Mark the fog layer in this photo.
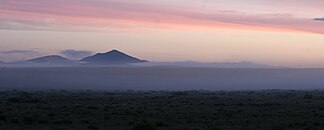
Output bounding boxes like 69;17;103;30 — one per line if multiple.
0;67;323;90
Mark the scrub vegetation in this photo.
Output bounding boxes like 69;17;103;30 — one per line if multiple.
0;90;324;130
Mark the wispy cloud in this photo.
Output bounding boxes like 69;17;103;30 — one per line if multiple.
0;0;323;34
1;50;38;55
60;49;93;59
0;50;40;62
313;18;324;21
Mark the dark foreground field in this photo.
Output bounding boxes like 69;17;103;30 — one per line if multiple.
0;90;324;130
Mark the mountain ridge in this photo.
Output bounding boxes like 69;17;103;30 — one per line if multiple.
0;50;280;68
133;61;278;68
27;55;78;65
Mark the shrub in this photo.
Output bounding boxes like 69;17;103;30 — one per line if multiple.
304;94;313;99
7;97;21;103
88;125;99;130
132;121;157;130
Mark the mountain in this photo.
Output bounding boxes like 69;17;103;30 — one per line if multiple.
134;61;275;68
27;55;78;65
0;61;4;64
81;50;147;64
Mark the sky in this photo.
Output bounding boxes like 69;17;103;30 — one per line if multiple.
0;0;324;67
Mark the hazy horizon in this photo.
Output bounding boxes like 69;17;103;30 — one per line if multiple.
2;67;324;90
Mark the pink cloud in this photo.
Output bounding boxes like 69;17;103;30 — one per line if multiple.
0;0;323;34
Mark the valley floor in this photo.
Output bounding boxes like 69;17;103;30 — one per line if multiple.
0;90;323;130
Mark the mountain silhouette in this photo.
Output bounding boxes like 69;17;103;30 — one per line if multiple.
27;55;77;65
81;50;147;64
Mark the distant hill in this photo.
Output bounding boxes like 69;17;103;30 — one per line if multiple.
0;61;4;64
134;61;276;68
81;50;147;64
27;55;78;65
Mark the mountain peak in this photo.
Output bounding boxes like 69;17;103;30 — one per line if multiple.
103;49;126;55
109;49;121;53
81;50;147;64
